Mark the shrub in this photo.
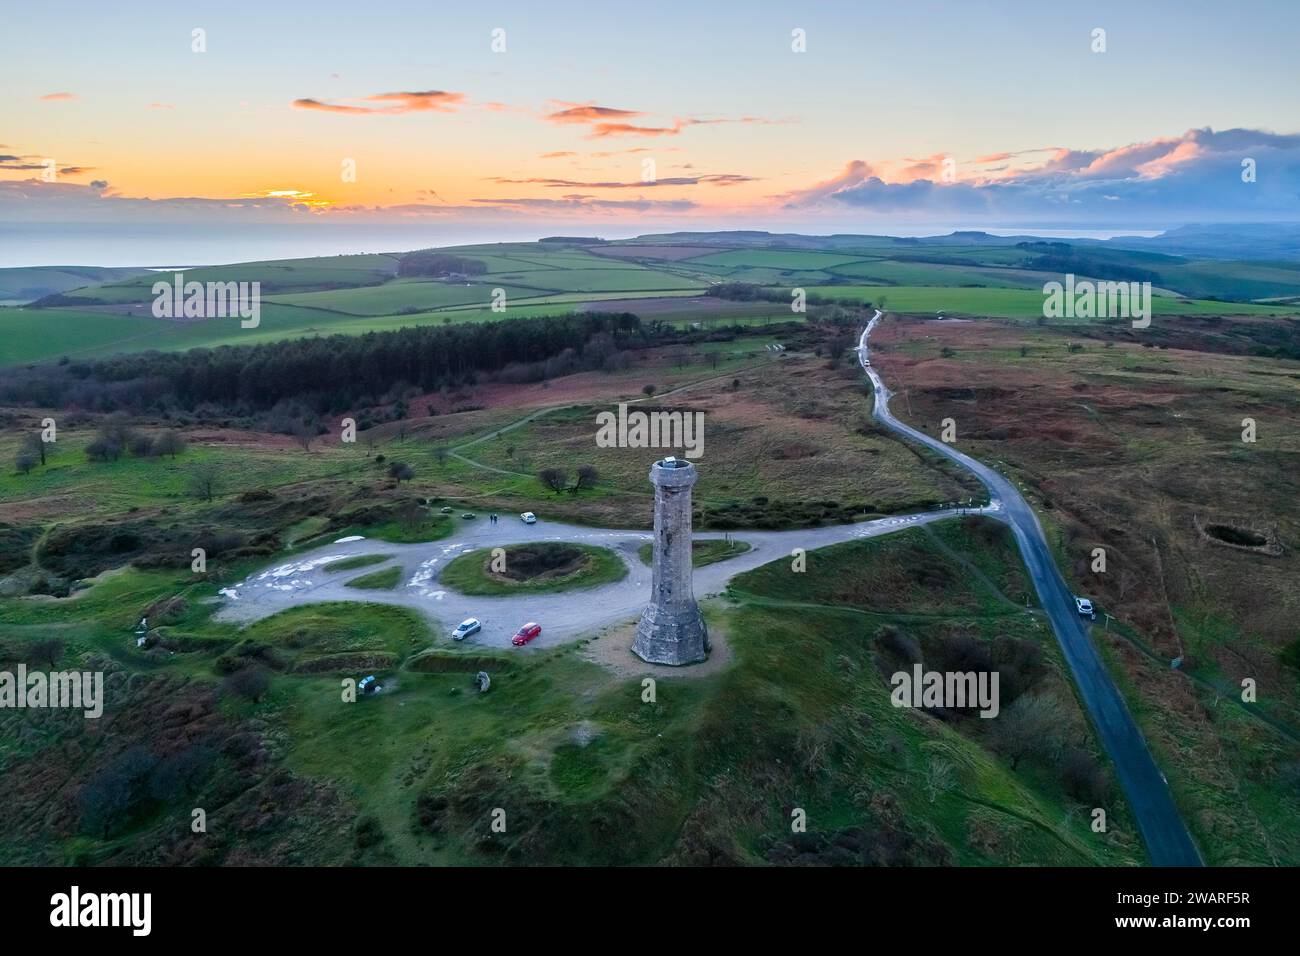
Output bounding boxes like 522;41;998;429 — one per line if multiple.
223;666;271;703
153;431;187;457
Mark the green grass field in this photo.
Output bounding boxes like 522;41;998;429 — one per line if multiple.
826;259;1037;288
266;279;539;315
60;254;399;300
344;566;403;590
810;285;1298;318
685;249;871;271
0;308;174;364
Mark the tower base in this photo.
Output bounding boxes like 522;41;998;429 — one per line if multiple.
632;601;709;666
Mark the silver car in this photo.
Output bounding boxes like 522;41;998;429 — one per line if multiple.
452;618;482;641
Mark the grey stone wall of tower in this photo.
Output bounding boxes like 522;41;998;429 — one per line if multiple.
633;457;709;665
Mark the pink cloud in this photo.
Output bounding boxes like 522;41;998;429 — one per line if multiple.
544;104;642;124
774;160;874;205
293;90;465;115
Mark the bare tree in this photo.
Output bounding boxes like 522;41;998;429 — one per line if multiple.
84;413;140;463
572;464;599;493
186;461;225;502
539;468;569;495
388;461;415;485
129;432;155;457
21;432;46;467
396;499;425;535
293;420;317;451
987;693;1061;770
153;431;187;458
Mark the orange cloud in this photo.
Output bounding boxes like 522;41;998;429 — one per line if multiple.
293;90;465;115
588;120;685;138
542;103;786;139
488;173;755;188
40;92;77;101
545;104;642;124
365;90;464;112
590;146;673;157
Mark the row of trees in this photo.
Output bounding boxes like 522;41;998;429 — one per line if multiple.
85;417;187;462
1;312;645;416
12;420;186;474
705;282;844;308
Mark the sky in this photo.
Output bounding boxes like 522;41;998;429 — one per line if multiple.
3;0;1299;264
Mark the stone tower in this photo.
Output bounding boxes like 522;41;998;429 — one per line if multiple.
633;456;709;665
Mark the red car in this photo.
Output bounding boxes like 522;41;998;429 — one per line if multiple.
512;622;541;646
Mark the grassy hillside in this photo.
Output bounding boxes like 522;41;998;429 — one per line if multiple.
0;514;1145;865
0;265;153;305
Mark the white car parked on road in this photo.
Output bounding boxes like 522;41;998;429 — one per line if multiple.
520;512;537;524
452;618;482;641
1074;596;1095;619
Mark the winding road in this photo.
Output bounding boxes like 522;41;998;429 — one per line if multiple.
859;310;1202;867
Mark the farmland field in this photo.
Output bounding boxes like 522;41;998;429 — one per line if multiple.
266;279;540;315
6;235;1299;367
809;285;1298;318
685;249;872;270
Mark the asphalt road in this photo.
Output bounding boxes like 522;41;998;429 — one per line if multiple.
215;508;986;647
859;310;1202;867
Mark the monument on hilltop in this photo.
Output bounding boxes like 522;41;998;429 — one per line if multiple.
633;456;710;665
